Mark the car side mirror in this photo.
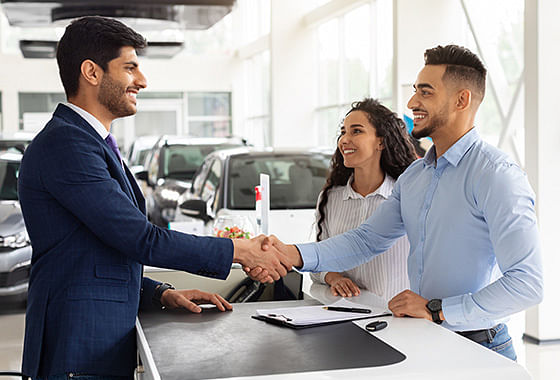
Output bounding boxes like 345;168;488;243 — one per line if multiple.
179;199;213;223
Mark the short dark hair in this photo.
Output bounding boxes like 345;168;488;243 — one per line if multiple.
56;16;147;98
424;44;486;101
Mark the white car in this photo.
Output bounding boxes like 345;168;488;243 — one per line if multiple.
170;147;332;243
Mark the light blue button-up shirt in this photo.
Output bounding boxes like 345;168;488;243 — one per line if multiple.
297;128;543;331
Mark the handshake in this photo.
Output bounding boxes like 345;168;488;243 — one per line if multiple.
232;235;303;283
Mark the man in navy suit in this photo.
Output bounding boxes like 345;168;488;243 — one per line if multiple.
18;16;290;380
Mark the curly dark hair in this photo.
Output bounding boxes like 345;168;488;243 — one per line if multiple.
316;98;417;241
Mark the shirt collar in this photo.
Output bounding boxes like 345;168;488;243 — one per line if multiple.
64;102;109;140
342;173;394;200
423;127;480;168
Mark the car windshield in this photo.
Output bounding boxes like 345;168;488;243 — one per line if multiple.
133;148;151;167
227;154;331;210
0;158;20;201
163;144;241;181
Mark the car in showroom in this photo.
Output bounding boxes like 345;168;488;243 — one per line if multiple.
125;135;159;175
171;147;332;243
0;147;31;303
137;135;247;227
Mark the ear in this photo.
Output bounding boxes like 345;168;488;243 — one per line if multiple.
80;59;103;87
456;89;471;111
378;137;385;151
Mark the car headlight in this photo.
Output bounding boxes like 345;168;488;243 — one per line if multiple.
160;188;181;202
0;230;30;249
161;208;176;223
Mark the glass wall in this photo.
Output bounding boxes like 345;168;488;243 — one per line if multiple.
18;92;65;132
243;50;270;146
462;0;525;165
188;92;232;137
313;0;392;147
112;91;232;151
239;0;271;45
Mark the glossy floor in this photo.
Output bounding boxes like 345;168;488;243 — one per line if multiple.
0;302;558;379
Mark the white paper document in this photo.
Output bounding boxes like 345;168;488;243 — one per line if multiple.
255;299;391;327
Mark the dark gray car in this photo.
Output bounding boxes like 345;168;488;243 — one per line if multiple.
0;148;31;302
137;135;247;227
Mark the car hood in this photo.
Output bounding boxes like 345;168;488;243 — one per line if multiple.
0;201;26;237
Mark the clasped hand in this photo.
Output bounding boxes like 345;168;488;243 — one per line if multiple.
232;234;301;283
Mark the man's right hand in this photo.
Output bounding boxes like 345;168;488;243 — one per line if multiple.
232;235;293;283
243;235;303;282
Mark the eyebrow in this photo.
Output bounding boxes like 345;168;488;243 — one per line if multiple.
413;83;435;90
340;124;365;130
124;61;139;67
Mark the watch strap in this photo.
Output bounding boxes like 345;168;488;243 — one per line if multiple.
153;282;175;308
427;299;443;325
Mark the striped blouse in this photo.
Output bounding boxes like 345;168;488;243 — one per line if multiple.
310;175;410;301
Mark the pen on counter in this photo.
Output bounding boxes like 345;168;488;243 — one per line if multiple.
323;306;372;314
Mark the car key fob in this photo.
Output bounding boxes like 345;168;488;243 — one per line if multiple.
365;320;387;332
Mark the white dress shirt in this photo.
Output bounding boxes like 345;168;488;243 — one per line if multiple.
310;174;410;301
64;102;109;140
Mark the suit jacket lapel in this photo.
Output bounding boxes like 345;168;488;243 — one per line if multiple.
124;164;146;214
54;104;143;211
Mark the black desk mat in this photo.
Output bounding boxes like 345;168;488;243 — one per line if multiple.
139;299;406;379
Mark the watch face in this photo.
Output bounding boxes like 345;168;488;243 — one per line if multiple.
427;299;442;312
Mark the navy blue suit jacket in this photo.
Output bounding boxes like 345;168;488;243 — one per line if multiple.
18;104;233;378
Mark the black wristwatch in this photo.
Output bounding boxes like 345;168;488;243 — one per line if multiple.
153;282;175;308
426;299;443;324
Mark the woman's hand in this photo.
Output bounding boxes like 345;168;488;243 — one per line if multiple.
324;272;361;297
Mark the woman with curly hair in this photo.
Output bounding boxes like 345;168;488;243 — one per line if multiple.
310;98;418;301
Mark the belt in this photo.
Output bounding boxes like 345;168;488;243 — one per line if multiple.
456;326;497;344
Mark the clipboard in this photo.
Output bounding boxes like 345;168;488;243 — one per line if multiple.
251;313;390;329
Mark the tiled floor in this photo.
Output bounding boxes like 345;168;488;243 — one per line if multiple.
1;301;559;379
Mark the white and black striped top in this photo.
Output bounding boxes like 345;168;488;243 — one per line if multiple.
310;175;410;301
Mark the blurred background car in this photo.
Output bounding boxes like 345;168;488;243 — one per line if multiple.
172;147;332;243
137;135;247;227
125;135;159;175
0;147;31;303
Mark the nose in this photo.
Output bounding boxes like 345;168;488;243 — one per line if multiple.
338;132;349;145
407;92;417;110
135;68;147;89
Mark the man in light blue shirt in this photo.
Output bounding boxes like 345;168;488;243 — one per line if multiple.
253;45;543;360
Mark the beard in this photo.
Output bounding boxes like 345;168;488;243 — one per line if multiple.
98;73;136;119
411;103;449;139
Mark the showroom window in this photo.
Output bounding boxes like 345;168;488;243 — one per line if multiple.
243;50;271;146
187;92;232;137
236;0;271;147
461;0;525;165
18;92;65;132
112;92;232;151
313;0;393;147
239;0;270;45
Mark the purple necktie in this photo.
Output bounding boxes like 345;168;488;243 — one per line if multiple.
105;134;123;166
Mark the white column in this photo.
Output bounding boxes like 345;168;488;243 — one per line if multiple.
523;0;560;344
269;0;315;148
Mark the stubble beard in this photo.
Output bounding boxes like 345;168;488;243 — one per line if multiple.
411;104;449;139
98;74;136;119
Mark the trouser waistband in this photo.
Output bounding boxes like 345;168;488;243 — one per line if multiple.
456;325;498;344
